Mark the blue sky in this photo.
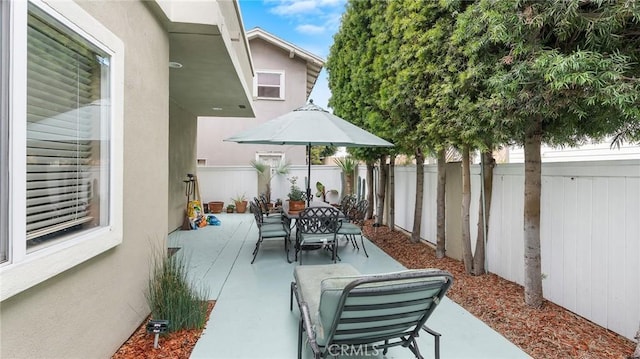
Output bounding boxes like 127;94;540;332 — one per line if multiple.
238;0;347;110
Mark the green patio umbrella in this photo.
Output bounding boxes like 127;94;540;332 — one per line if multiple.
224;101;393;203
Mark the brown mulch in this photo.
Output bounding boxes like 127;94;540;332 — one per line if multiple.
113;222;637;359
362;220;636;359
112;301;215;359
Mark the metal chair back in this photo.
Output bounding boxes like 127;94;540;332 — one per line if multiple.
296;207;340;235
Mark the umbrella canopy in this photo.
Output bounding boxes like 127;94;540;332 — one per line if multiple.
225;101;393;203
225;101;393;147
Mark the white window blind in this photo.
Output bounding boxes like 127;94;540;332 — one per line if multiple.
26;6;110;246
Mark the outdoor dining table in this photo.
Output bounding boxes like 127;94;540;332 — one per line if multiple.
282;201;345;263
281;200;343;219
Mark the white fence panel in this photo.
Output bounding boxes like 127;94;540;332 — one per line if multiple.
196;166;257;205
394;166;415;233
420;167;439;244
198;165;345;206
487;164;526;285
271;165;344;203
489;161;639;340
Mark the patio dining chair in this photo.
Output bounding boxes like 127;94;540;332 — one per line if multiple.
290;264;454;359
254;196;283;224
294;206;341;264
250;201;291;263
338;195;356;220
337;199;369;257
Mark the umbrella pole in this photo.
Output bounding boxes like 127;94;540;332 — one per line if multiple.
306;144;312;205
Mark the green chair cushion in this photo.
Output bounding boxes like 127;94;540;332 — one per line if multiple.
293;264;360;343
337;222;361;235
316;269;448;345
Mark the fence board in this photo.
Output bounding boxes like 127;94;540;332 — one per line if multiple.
590;177;609;327
575;178;593;319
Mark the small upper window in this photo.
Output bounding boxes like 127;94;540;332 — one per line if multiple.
255;71;284;100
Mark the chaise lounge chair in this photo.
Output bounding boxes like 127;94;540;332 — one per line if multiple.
290;264;454;359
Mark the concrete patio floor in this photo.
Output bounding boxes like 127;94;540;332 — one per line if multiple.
168;213;530;359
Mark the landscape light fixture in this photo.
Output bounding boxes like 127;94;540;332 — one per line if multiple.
146;319;169;349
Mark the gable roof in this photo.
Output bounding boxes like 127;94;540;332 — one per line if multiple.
246;27;324;99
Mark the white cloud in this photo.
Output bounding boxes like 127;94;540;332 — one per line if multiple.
269;0;319;16
296;24;325;35
267;0;345;17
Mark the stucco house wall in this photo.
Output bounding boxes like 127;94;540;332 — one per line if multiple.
197;31;322;167
169;101;198;232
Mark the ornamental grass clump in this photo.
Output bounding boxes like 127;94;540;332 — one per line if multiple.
146;250;209;333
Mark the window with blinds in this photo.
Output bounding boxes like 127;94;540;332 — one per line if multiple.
26;5;110;248
255;71;284;99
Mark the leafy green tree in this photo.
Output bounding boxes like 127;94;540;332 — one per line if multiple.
328;0;394;226
432;0;500;274
457;0;640;306
377;0;457;243
310;146;336;164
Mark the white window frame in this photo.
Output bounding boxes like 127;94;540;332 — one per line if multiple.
0;0;124;301
1;0;10;265
254;70;285;100
255;152;285;175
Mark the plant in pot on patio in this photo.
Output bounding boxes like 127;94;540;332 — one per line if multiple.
226;203;235;213
287;176;306;215
208;201;224;214
231;193;248;213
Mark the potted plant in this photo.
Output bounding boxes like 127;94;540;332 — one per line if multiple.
226;203;235;213
208;201;224;214
315;181;338;203
287;176;306;215
231;193;248;213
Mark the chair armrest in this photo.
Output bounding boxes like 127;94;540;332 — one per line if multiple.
299;301;321;358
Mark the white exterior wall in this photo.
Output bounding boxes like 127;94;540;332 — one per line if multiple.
394;160;640;341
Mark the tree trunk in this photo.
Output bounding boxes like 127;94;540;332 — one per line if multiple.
472;150;495;276
389;155;395;231
366;162;374;220
345;173;354;196
524;117;543;308
461;146;473;273
375;155;388;226
436;148;446;258
411;149;425;243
